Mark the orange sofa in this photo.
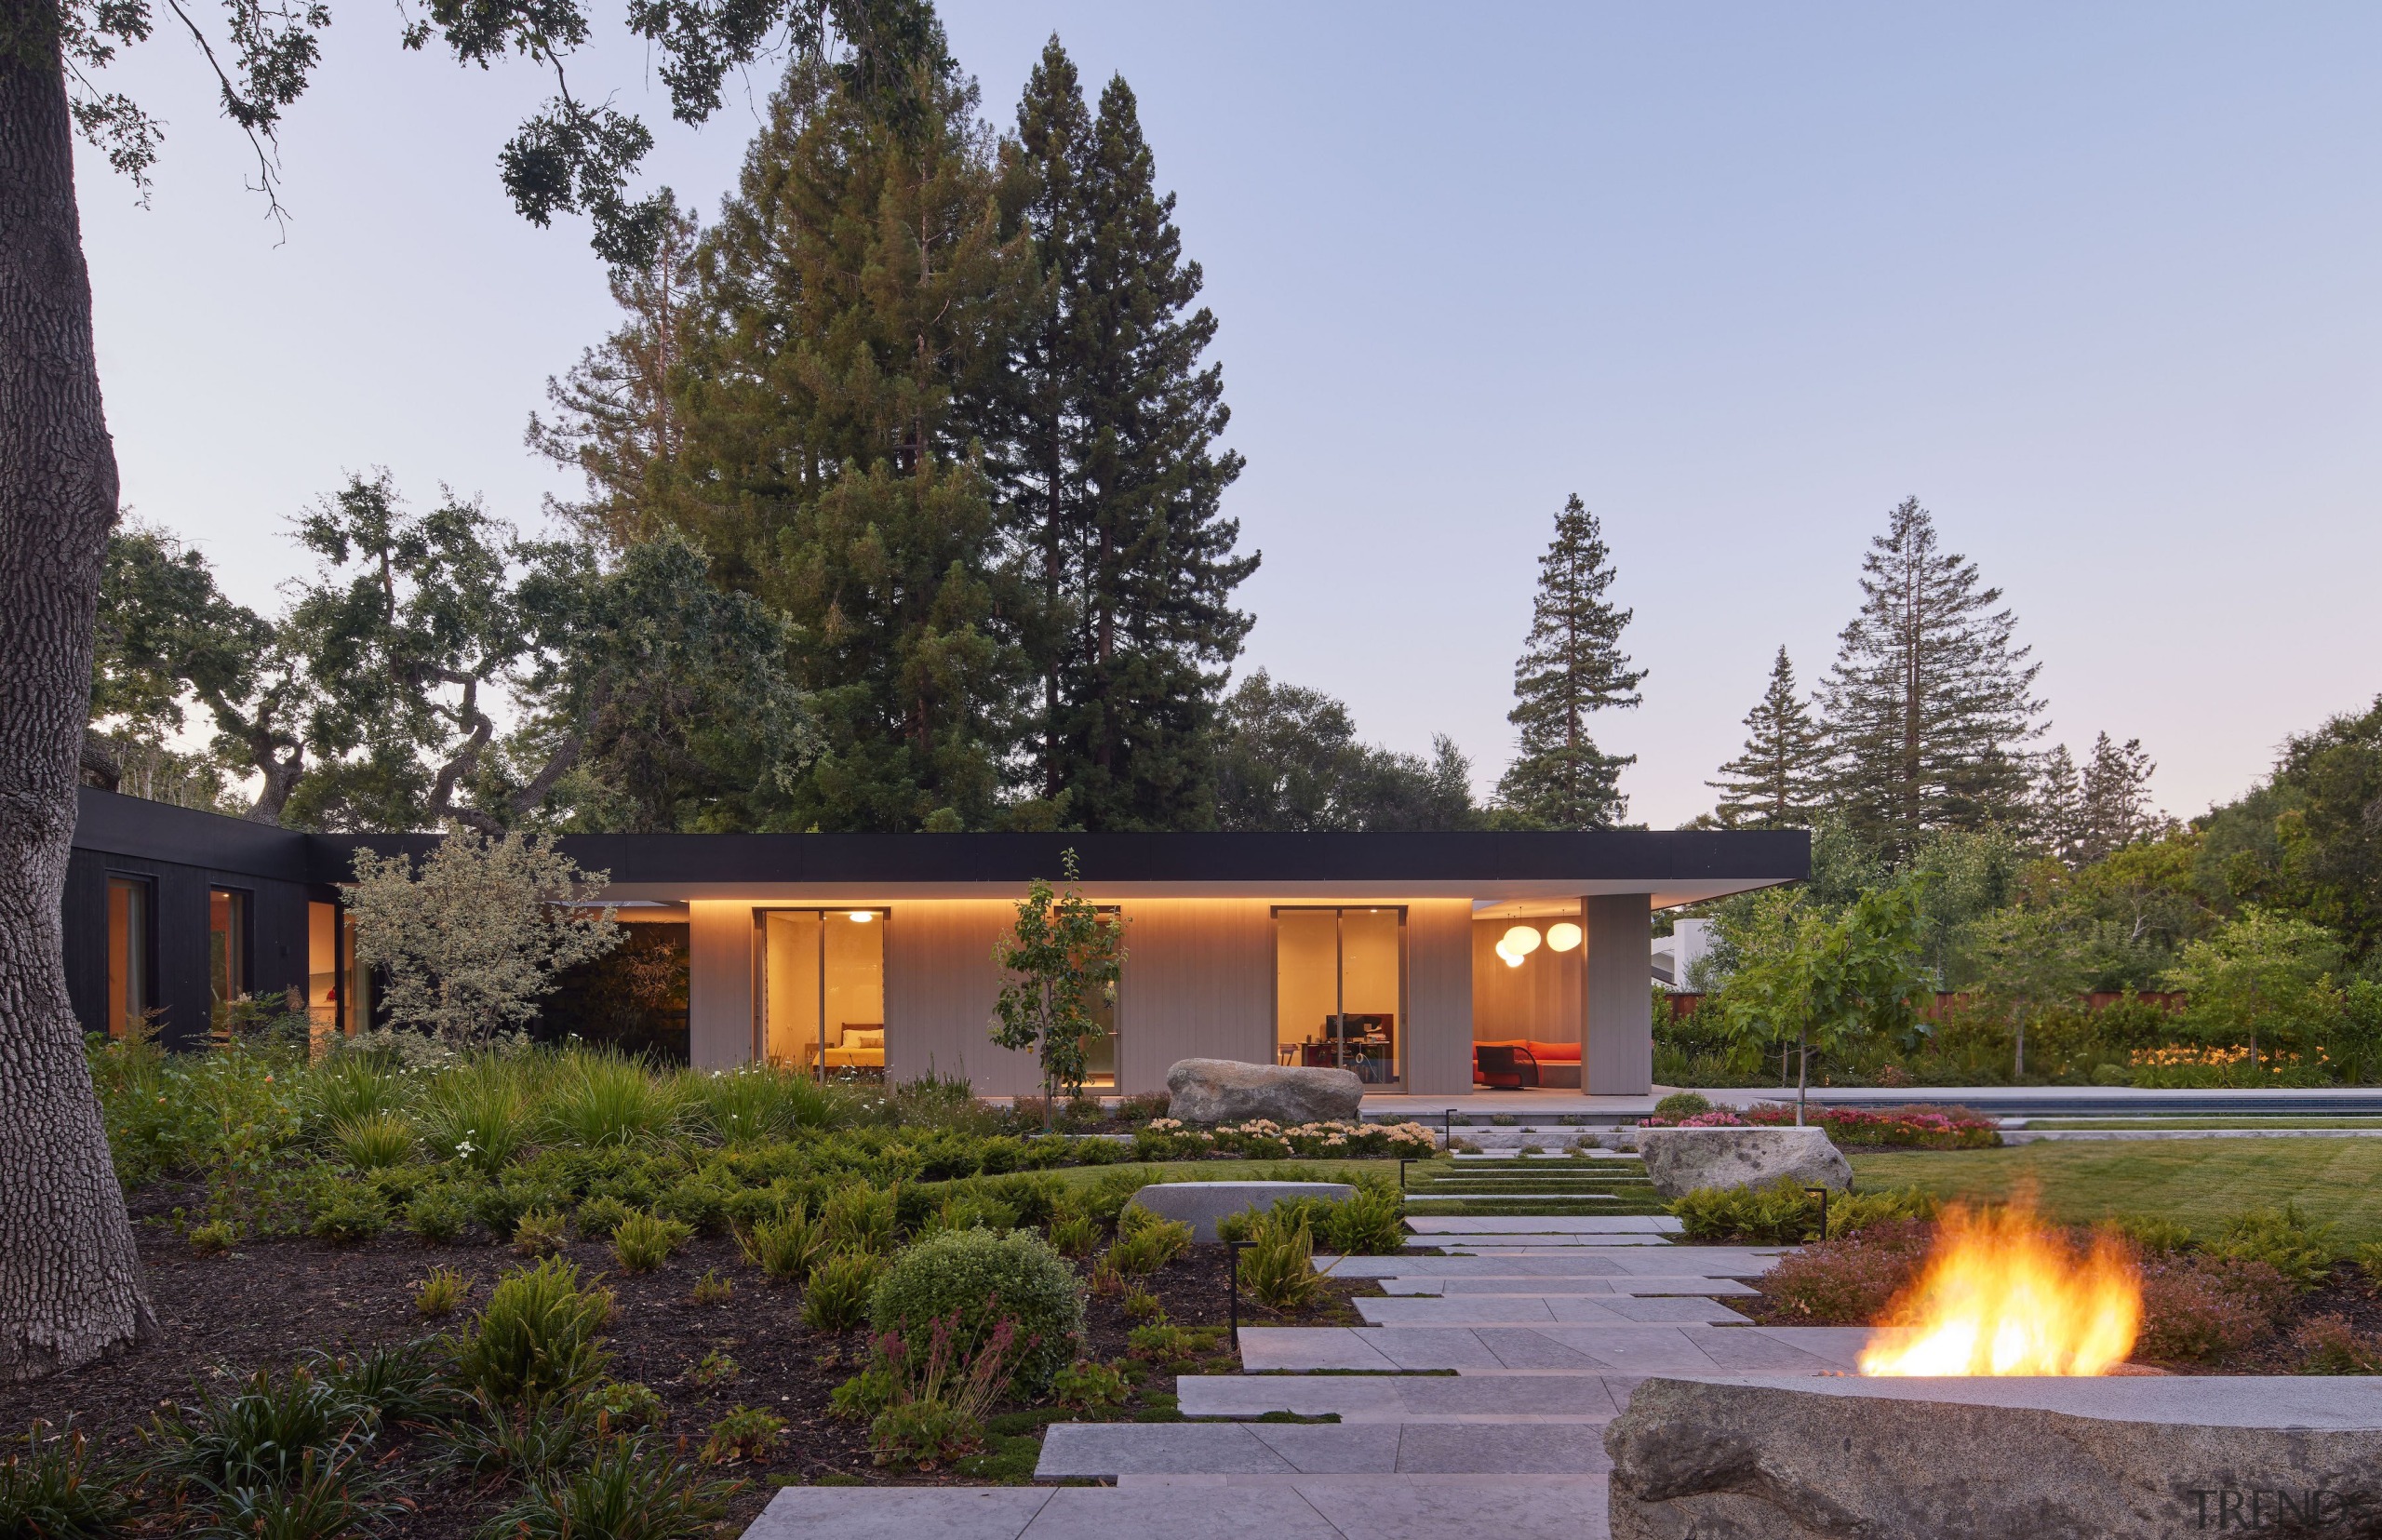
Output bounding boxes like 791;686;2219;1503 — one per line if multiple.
1472;1039;1582;1090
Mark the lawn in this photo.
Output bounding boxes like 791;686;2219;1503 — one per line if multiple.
1852;1139;2382;1242
1044;1158;1409;1191
2027;1118;2382;1131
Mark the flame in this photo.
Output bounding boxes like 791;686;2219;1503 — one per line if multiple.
1857;1203;2141;1377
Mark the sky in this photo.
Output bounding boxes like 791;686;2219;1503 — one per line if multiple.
74;3;2382;826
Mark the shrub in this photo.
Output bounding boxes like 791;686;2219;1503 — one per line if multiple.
1125;1322;1221;1368
931;1194;1019;1234
419;1061;532;1172
652;1178;731;1235
2207;1205;2337;1291
1668;1178;1822;1244
486;1437;735;1540
435;1389;586;1481
742;1208;828;1284
870;1228;1084;1394
149;1365;371;1493
1318;1187;1406;1255
450;1257;615;1406
691;1268;735;1306
543;1051;683;1148
687;1062;860;1143
188;1219;239;1255
700;1406;787;1465
309;1188;391;1245
184;1448;394;1540
305;1057;408;1130
1121;1287;1162;1322
863;1314;1019;1470
311;1337;453;1426
1239;1212;1322;1312
404;1186;473;1245
328;1111;419;1171
823;1183;900;1255
1109;1211;1192;1275
2107;1215;2195;1255
1047;1213;1101;1258
803;1252;884;1332
2353;1240;2382;1293
414;1266;470;1319
1652;1091;1712;1120
1050;1359;1130;1413
2296;1314;2382;1375
688;1350;740;1387
513;1208;570;1258
588;1379;664;1430
828;1365;896;1423
2137;1255;2292;1362
0;1423;122;1540
575;1195;636;1241
1756;1222;1933;1324
612;1212;694;1274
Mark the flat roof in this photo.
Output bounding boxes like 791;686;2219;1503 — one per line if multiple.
74;790;1807;908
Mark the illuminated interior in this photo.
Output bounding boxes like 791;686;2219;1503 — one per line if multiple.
106;875;149;1039
761;909;887;1078
307;900;340;1041
1275;906;1403;1084
208;889;248;1027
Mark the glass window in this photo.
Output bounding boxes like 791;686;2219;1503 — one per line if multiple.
341;909;373;1035
1275;907;1404;1085
760;910;886;1079
208;890;248;1024
1078;910;1122;1089
106;876;151;1039
307;901;340;1044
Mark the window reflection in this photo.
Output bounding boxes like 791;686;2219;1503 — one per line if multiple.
106;876;150;1039
1275;907;1403;1085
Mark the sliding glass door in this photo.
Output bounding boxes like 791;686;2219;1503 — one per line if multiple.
1274;906;1405;1086
759;909;887;1079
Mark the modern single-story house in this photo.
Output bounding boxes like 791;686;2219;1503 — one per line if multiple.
60;787;1806;1097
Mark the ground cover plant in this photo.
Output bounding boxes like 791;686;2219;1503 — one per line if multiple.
9;1034;1400;1533
1737;1195;2382;1375
1848;1140;2382;1245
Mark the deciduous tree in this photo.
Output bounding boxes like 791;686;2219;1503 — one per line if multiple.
988;851;1124;1123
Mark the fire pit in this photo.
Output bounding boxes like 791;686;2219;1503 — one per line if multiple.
1606;1204;2382;1536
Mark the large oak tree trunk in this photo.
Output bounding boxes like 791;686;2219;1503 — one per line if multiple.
0;13;161;1379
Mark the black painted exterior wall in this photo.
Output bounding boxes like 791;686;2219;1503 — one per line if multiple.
64;790;329;1049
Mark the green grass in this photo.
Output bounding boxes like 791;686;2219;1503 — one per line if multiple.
2026;1118;2382;1131
1041;1159;1408;1190
1851;1139;2382;1243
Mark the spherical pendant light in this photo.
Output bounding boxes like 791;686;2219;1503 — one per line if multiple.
1501;925;1542;957
1546;921;1583;953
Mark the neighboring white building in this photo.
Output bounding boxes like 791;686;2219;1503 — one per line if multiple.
1652;917;1713;991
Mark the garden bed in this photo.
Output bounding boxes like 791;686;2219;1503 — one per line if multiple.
0;1187;1376;1538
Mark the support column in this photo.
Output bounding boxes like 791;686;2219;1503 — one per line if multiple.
687;901;756;1070
1581;894;1652;1095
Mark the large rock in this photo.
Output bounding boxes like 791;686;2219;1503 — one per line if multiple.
1128;1181;1355;1242
1165;1058;1363;1125
1633;1126;1851;1199
1606;1374;2382;1539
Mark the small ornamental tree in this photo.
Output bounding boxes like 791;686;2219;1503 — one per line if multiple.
988;851;1125;1128
346;826;622;1043
2167;906;2341;1074
1715;885;1932;1123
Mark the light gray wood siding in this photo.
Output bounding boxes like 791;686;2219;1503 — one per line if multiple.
687;900;755;1070
1403;898;1476;1095
1582;893;1653;1093
884;901;1042;1093
1112;899;1274;1094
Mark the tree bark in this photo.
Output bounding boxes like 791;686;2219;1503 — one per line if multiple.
0;16;161;1379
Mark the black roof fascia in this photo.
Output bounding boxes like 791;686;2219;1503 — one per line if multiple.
72;787;314;883
314;828;1812;887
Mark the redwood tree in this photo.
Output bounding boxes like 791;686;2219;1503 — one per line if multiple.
0;0;946;1377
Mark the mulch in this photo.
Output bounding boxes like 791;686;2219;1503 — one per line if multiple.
0;1184;1366;1538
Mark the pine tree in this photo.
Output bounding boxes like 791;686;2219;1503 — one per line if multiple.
1495;495;1644;828
2076;732;2161;864
669;51;1034;830
1820;497;2044;855
526;198;700;552
2033;742;2085;863
999;44;1255;829
1708;646;1826;828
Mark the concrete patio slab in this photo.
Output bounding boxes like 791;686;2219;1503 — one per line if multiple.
1037;1421;1611;1478
746;1488;1053;1540
1408;1216;1681;1233
1036;1422;1300;1478
1378;1276;1760;1297
1176;1373;1626;1422
1319;1253;1634;1277
1235;1326;1399;1373
1356;1296;1751;1328
1394;1421;1612;1474
1020;1486;1346;1540
1285;1473;1613;1540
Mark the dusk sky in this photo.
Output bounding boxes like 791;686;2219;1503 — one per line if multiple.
76;3;2382;826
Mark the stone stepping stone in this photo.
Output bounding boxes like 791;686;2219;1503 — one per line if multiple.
743;1480;1614;1540
1035;1421;1613;1478
1355;1296;1752;1328
1427;1236;1678;1249
1409;1216;1680;1233
1176;1373;1626;1422
1377;1275;1760;1297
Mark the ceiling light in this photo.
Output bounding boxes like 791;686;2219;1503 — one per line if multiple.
1501;948;1524;969
1546;922;1583;953
1502;925;1542;956
848;911;874;922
